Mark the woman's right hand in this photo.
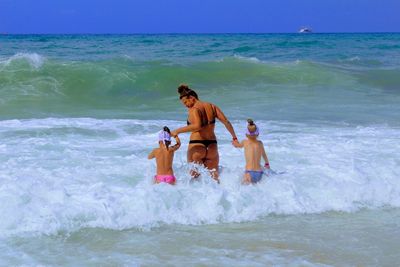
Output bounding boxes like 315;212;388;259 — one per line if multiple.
170;130;179;137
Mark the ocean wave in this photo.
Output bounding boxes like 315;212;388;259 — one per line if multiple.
0;118;399;237
231;54;260;62
0;54;356;95
1;54;399;121
0;53;45;69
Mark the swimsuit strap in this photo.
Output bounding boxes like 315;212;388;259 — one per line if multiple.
187;104;215;126
208;103;216;124
200;102;217;125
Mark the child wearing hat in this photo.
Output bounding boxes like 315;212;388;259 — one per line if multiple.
148;126;181;185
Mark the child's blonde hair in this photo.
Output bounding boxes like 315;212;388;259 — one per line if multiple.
247;119;258;135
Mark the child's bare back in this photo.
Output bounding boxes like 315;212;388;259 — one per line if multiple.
243;139;266;171
148;127;181;185
150;146;177;175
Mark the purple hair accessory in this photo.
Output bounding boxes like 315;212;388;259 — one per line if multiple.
158;131;171;142
246;126;259;136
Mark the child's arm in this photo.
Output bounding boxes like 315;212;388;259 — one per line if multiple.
260;142;270;169
170;135;181;151
148;149;156;159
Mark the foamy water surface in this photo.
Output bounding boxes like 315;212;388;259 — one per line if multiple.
1;118;399;233
1;34;400;266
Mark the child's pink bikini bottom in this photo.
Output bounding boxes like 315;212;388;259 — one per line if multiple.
155;174;176;185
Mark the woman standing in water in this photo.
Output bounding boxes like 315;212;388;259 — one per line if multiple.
171;84;239;183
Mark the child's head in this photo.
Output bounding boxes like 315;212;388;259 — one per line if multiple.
159;126;171;148
246;119;259;138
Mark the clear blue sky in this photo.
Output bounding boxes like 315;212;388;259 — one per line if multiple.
1;0;399;34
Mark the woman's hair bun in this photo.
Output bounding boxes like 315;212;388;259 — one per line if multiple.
247;119;255;125
177;84;199;99
178;84;190;94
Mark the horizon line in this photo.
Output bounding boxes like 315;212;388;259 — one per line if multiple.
1;31;400;35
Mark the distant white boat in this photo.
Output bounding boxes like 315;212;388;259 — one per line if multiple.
298;27;313;33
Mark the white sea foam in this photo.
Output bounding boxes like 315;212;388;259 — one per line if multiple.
0;118;399;237
348;56;361;61
0;53;45;69
233;54;261;63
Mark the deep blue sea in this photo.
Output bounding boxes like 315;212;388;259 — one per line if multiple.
0;34;400;266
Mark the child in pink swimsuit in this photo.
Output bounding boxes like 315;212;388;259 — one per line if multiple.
148;126;181;185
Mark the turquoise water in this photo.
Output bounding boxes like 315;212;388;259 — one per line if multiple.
1;34;400;123
1;34;400;266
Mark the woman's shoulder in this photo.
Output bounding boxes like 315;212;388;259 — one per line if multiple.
201;101;218;113
201;101;215;107
193;101;213;114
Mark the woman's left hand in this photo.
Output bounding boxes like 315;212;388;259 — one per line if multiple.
232;139;240;147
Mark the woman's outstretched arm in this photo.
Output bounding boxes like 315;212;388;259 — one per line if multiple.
214;105;239;146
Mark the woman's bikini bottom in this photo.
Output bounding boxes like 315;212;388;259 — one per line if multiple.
189;140;217;148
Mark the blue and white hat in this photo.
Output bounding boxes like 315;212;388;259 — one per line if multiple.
158;130;171;143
